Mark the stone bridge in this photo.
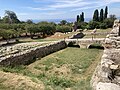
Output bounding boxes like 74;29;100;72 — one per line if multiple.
65;38;105;48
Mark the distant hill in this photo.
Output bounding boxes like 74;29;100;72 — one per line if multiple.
33;18;91;23
117;17;120;19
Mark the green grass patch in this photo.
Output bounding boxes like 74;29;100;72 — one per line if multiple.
0;47;102;90
32;47;102;89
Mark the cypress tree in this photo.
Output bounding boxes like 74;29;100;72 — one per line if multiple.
104;6;108;19
80;14;82;22
77;15;80;22
100;9;104;22
77;12;85;22
81;12;84;22
93;9;99;21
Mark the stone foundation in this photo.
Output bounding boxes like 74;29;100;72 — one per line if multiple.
0;40;67;66
91;20;120;90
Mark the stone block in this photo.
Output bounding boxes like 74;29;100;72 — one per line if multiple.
97;82;120;90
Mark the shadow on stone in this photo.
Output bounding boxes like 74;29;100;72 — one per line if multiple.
71;32;85;39
68;41;80;48
88;44;104;49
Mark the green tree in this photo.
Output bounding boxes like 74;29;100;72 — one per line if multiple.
29;22;56;38
103;15;116;28
104;6;108;19
77;22;87;29
81;12;84;22
109;14;116;21
38;21;49;25
0;29;15;43
56;25;72;33
26;24;40;39
4;10;20;24
77;15;80;22
100;9;104;22
93;9;99;22
88;21;100;29
76;12;84;23
26;19;33;24
60;20;67;25
99;23;107;29
2;16;9;23
79;14;82;22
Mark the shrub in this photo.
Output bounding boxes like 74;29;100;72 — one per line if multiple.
77;22;88;29
103;18;114;28
88;21;100;29
0;29;15;43
56;25;72;33
99;23;107;29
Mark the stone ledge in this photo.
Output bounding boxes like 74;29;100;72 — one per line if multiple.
0;40;67;66
91;20;120;90
97;82;120;90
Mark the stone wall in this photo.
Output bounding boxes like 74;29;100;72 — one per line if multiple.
65;38;104;48
0;40;67;66
91;20;120;90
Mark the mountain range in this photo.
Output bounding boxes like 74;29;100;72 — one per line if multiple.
33;18;92;23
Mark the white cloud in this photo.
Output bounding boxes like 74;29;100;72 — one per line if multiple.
21;0;120;20
49;1;90;8
31;0;119;11
71;1;107;11
104;0;120;3
71;6;98;11
71;0;120;11
26;7;56;11
32;0;93;9
27;0;95;13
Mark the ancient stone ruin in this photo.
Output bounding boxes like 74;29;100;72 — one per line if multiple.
0;41;67;66
91;20;120;90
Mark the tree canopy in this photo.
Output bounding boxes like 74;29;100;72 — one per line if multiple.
93;9;99;22
4;10;20;24
100;9;104;22
104;6;108;19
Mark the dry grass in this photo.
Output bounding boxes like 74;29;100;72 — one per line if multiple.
19;32;78;43
0;71;45;90
83;28;112;38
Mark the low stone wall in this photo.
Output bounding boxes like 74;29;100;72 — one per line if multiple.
0;40;67;66
91;20;120;90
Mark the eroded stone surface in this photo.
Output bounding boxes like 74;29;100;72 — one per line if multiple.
97;82;120;90
0;40;67;66
91;20;120;90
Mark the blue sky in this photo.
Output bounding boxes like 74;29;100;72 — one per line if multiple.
0;0;120;21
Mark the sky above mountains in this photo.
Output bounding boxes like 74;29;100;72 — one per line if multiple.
0;0;120;20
